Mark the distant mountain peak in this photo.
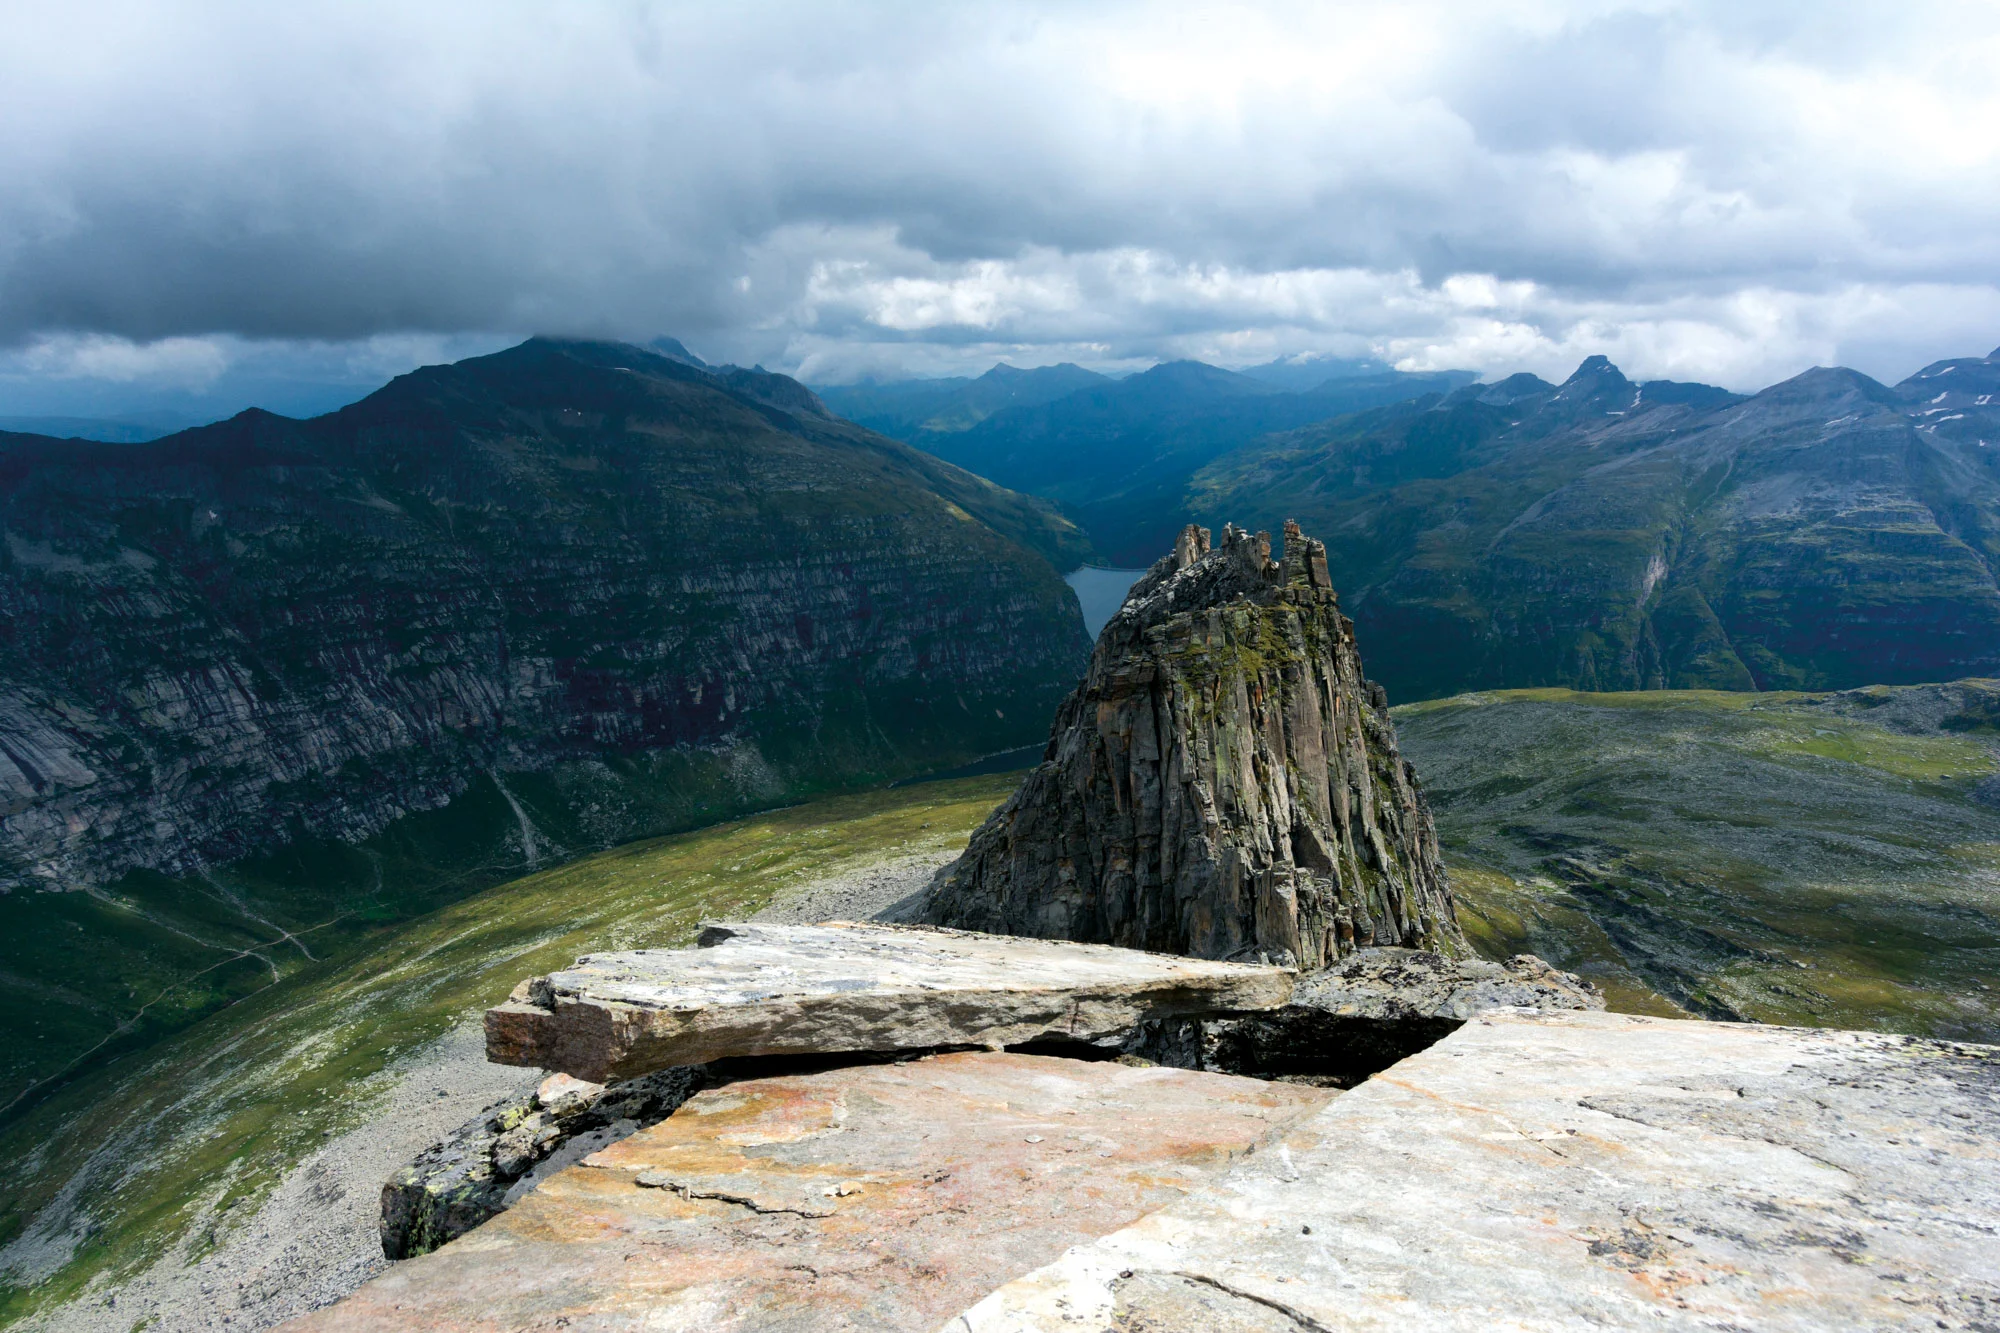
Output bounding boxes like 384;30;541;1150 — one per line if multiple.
646;336;708;368
1472;373;1556;406
1560;355;1631;391
1134;360;1275;395
1761;364;1899;407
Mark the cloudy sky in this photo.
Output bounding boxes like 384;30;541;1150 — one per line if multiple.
4;0;1999;421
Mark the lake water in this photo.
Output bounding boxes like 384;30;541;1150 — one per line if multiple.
1064;566;1148;637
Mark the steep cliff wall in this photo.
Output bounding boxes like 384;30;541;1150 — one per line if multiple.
0;338;1091;1104
923;521;1464;964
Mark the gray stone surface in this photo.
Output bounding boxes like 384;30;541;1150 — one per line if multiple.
291;1053;1333;1333
485;921;1293;1082
922;521;1465;967
1134;948;1604;1087
948;1009;2000;1331
378;1067;704;1260
1285;946;1605;1020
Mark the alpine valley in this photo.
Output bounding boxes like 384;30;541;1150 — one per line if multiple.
0;337;1091;1114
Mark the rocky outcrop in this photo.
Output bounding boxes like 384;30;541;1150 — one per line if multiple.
328;1053;1332;1331
922;521;1466;966
380;1066;705;1260
484;921;1293;1082
1134;948;1605;1087
955;1010;2000;1332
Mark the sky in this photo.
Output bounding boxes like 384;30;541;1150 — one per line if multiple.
4;0;2000;422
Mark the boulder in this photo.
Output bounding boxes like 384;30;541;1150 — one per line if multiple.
922;521;1465;967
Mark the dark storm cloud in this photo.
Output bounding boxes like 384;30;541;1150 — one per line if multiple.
2;0;1998;399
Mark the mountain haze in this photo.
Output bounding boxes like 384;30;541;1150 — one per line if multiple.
1192;347;2000;702
894;360;1475;563
816;363;1109;442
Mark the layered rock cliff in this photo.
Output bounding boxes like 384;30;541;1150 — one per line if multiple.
0;337;1091;1104
922;521;1465;964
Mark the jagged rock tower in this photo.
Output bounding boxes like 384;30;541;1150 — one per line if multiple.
923;521;1466;966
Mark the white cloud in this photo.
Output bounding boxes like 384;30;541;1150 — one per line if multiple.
1;0;1997;399
13;334;230;387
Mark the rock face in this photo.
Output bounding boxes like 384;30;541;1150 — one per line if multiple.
379;1067;705;1260
954;1010;2000;1332
303;1052;1332;1333
484;921;1293;1083
923;521;1465;967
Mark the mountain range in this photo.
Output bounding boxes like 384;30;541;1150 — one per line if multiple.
1189;348;2000;701
825;360;1474;563
0;337;1089;1110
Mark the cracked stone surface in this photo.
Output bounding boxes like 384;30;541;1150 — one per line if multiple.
283;1052;1331;1332
947;1008;2000;1332
485;921;1293;1082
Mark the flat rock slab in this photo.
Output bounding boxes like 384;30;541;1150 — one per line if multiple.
285;1051;1331;1333
486;922;1293;1083
950;1009;2000;1331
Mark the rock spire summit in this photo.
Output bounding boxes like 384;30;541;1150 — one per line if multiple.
921;520;1466;964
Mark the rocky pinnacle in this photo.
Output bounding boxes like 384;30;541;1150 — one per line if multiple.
922;520;1467;965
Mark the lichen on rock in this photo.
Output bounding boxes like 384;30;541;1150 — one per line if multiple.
922;520;1467;966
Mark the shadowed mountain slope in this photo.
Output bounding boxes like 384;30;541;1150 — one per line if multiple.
903;360;1474;562
0;337;1091;1111
816;362;1109;441
1192;348;2000;701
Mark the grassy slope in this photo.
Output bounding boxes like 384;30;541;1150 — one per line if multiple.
0;773;1019;1325
1396;687;2000;1038
1;740;1038;1124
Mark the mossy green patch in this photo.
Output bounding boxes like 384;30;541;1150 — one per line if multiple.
1399;683;2000;1042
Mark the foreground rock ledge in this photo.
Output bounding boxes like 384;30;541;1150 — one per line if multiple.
485;922;1293;1083
289;1052;1331;1332
949;1009;2000;1332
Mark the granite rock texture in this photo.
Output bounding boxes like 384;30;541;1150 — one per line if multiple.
950;1009;2000;1332
291;1052;1332;1333
923;521;1465;966
484;921;1293;1082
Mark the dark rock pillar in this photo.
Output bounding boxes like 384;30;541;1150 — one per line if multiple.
922;521;1466;965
